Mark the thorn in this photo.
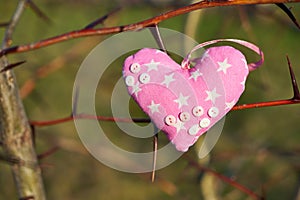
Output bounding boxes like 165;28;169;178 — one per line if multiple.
30;123;36;147
286;55;300;100
26;0;52;24
149;25;167;53
0;154;22;165
151;127;158;182
0;60;26;72
37;146;59;160
19;196;35;200
83;7;121;30
0;22;10;28
276;3;300;30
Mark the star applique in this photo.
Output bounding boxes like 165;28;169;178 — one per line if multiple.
205;88;221;103
174;93;190;109
162;73;175;88
144;59;160;72
148;100;160;114
201;50;210;60
189;69;203;81
217;58;232;74
174;120;186;133
225;100;236;110
131;82;141;96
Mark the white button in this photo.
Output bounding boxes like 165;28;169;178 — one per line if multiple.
199;118;210;128
188;124;200;136
125;76;135;86
164;115;176;126
130;63;141;74
208;107;219;118
139;73;150;84
179;112;190;122
192;106;204;117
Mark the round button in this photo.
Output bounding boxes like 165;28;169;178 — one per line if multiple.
192;106;204;117
179;112;190;122
188;124;200;136
139;73;150;84
125;76;135;86
199;118;210;128
130;63;141;74
164;115;176;126
208;107;219;118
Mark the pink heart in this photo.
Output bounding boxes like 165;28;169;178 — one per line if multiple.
123;42;262;152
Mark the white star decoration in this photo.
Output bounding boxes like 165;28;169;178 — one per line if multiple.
174;93;190;109
201;50;210;60
144;59;160;72
131;82;141;96
148;100;160;114
174;120;186;133
189;69;203;81
225;100;236;110
205;88;221;103
217;58;232;74
162;73;175;88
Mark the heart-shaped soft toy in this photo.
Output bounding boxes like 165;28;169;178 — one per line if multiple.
123;39;263;152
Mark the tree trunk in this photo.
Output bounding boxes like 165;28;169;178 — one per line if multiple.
0;1;46;200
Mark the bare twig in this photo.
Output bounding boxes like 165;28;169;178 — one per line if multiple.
184;154;263;200
37;146;59;160
30;114;151;127
0;22;10;28
26;0;52;24
1;1;27;48
83;7;121;29
0;60;26;72
276;3;300;29
287;55;300;99
151;130;158;182
1;0;299;56
149;25;167;52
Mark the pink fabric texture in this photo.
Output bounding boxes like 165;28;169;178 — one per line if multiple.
123;41;262;152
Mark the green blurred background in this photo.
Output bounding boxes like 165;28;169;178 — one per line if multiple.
0;0;300;199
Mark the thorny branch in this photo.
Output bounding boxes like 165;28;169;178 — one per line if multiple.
184;155;263;200
0;0;300;56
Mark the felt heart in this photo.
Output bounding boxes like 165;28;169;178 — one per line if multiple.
123;39;263;152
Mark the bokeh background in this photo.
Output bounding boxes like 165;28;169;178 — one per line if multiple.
0;0;300;199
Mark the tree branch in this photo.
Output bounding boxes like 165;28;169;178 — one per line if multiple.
0;0;46;199
184;154;263;200
0;0;299;56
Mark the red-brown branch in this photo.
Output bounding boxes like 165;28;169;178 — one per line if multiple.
29;97;300;127
30;114;151;127
1;0;300;56
184;154;263;200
